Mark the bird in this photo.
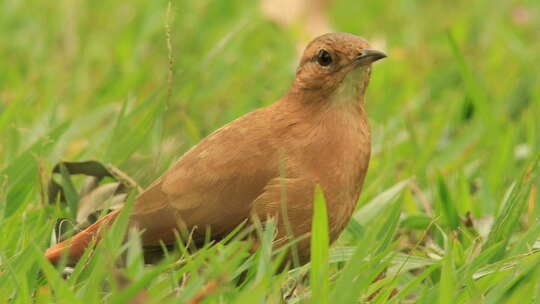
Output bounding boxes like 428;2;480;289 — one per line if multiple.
45;32;386;266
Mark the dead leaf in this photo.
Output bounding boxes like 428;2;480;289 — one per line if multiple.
47;160;140;243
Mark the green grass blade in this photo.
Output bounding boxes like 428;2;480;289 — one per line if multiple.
310;185;329;304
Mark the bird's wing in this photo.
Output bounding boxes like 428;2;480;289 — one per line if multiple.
252;176;316;233
251;176;316;263
130;108;277;241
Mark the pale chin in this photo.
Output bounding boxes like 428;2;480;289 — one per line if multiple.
330;66;371;105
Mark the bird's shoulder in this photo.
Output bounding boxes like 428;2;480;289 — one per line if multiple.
133;105;280;214
156;103;299;206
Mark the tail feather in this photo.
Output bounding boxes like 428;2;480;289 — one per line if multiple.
45;209;122;264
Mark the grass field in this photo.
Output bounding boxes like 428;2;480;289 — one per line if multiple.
1;0;540;303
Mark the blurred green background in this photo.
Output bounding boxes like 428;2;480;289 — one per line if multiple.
1;0;540;302
1;0;538;201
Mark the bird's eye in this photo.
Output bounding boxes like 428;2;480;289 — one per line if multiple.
317;49;332;66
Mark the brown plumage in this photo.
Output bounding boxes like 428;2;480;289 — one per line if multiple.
45;32;386;265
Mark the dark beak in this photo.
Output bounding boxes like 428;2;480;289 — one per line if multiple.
356;48;387;64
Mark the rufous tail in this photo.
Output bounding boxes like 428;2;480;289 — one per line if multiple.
45;208;122;264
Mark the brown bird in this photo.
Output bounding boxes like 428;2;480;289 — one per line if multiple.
45;32;386;266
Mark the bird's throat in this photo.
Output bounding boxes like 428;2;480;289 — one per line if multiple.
330;66;371;106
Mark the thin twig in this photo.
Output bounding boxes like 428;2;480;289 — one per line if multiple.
152;0;175;176
165;0;174;110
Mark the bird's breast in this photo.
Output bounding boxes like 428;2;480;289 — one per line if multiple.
309;108;371;237
282;106;370;203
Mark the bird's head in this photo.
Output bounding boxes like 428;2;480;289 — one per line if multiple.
291;33;386;104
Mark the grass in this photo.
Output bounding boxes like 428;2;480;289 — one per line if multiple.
1;0;540;302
